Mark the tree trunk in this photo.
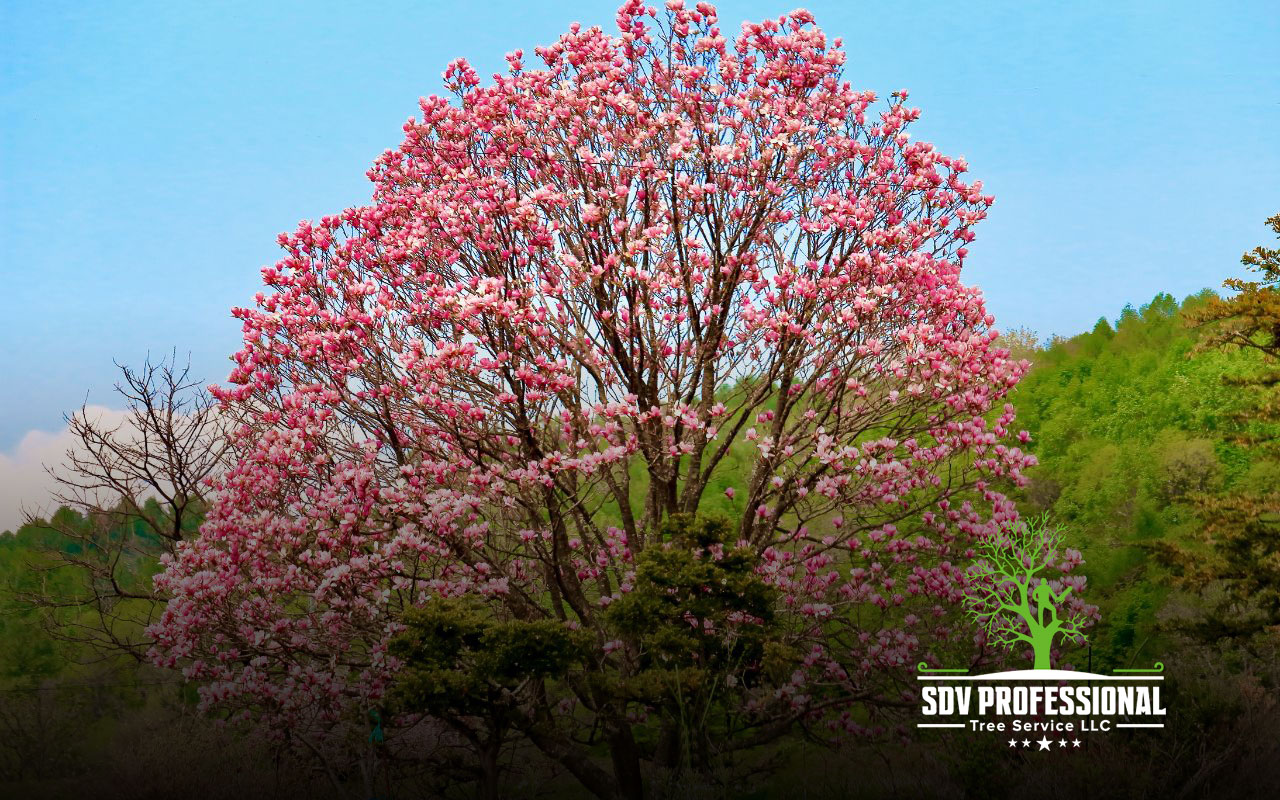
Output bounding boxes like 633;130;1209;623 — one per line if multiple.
608;726;645;800
478;736;502;800
654;719;681;768
517;716;619;800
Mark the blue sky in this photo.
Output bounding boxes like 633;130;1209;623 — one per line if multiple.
2;0;1277;449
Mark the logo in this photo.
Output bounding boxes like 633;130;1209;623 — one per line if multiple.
917;516;1167;748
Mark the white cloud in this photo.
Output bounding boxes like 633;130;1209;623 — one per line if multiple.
0;406;132;533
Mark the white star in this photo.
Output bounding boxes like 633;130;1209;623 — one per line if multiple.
1036;736;1052;751
1058;739;1068;748
1022;739;1031;748
1008;738;1018;748
1072;739;1082;748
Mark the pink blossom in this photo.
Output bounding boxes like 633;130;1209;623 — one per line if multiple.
148;0;1035;751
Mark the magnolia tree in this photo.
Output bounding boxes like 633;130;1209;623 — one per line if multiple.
149;2;1037;796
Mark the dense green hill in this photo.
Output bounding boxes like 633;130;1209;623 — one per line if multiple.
1007;290;1277;668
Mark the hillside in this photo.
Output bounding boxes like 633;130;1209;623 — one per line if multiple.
1007;290;1276;667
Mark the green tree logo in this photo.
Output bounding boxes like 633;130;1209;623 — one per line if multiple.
964;516;1091;670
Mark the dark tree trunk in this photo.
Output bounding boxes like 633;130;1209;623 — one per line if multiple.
517;715;619;800
654;719;681;768
478;735;502;800
608;726;645;800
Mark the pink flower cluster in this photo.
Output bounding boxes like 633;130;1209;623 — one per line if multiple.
149;1;1035;742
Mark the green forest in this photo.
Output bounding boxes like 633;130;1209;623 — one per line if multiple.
1007;291;1278;668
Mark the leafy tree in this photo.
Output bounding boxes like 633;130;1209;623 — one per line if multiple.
389;599;590;800
0;521;77;685
389;514;789;796
1173;213;1280;633
604;514;782;774
994;326;1041;364
1154;436;1222;504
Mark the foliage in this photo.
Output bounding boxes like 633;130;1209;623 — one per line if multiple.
0;517;79;687
993;326;1041;364
389;599;590;799
1169;212;1280;633
1003;290;1267;666
392;600;588;718
605;514;781;772
389;514;791;794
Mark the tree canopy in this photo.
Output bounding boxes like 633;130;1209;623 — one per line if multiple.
145;4;1034;797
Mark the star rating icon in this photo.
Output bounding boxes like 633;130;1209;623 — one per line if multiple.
1008;736;1085;749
